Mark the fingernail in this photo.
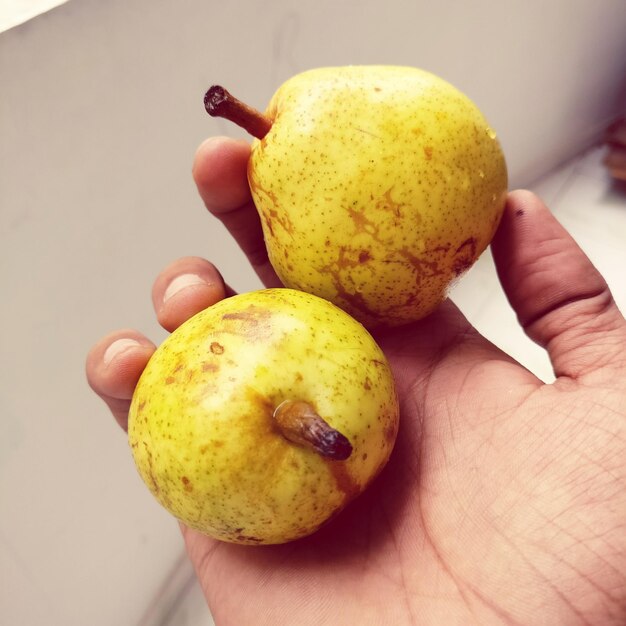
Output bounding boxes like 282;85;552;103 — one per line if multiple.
103;338;141;366
163;274;208;303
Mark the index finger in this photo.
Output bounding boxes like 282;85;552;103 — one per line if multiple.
193;136;281;287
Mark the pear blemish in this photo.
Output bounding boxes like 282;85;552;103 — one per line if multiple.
209;341;224;354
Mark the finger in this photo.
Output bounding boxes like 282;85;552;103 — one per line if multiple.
86;330;156;431
152;257;233;333
491;190;626;379
193;136;281;287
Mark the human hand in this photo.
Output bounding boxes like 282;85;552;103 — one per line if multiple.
86;137;626;626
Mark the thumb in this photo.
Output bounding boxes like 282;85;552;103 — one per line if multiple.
491;190;626;380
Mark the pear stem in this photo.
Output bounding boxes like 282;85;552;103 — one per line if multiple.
273;400;353;461
204;85;273;140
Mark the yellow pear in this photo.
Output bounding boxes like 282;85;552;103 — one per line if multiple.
128;288;399;545
205;66;508;327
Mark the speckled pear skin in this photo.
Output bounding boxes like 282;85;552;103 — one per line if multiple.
248;66;508;328
128;289;399;545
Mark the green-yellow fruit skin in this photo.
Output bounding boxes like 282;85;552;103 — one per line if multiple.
128;289;399;545
248;66;508;328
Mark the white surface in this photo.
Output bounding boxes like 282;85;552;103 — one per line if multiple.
1;0;626;624
0;0;68;32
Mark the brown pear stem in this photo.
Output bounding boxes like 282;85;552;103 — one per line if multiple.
204;85;273;140
273;400;353;461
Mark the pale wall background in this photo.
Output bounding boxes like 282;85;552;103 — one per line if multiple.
1;0;625;624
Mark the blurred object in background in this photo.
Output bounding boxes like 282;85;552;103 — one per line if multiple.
604;116;626;181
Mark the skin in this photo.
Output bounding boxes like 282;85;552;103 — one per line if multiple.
129;288;398;544
249;66;508;327
86;137;626;625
